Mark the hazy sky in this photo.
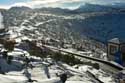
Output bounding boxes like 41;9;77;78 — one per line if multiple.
0;0;125;9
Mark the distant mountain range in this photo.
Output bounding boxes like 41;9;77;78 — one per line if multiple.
74;3;125;13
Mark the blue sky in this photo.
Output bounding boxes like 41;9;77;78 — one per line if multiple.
0;0;125;9
0;0;28;5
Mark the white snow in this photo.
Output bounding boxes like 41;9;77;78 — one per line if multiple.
0;12;4;29
88;68;115;83
78;65;91;72
35;19;56;26
110;61;123;68
0;44;117;83
66;81;89;83
38;13;85;20
8;48;30;57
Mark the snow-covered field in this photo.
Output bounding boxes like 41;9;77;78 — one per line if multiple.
0;47;116;83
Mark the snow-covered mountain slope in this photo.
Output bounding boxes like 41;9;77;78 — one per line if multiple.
0;47;116;83
79;12;125;42
0;6;123;83
2;7;86;44
1;6;125;44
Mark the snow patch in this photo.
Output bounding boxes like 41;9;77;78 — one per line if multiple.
0;12;4;29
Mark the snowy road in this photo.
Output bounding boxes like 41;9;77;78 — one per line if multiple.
42;45;123;73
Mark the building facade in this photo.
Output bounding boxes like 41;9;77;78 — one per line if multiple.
107;38;125;66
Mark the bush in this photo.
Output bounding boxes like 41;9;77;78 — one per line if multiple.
28;49;47;58
93;63;100;70
51;52;83;66
51;52;62;61
3;40;15;52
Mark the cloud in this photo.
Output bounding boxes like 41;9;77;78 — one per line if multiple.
0;0;125;9
0;5;10;9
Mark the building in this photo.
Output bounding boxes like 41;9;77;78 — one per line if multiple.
107;38;125;66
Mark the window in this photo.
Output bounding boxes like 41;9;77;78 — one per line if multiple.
121;45;125;61
121;45;125;53
122;53;125;61
110;45;118;55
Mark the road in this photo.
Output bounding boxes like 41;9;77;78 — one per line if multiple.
42;45;123;73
